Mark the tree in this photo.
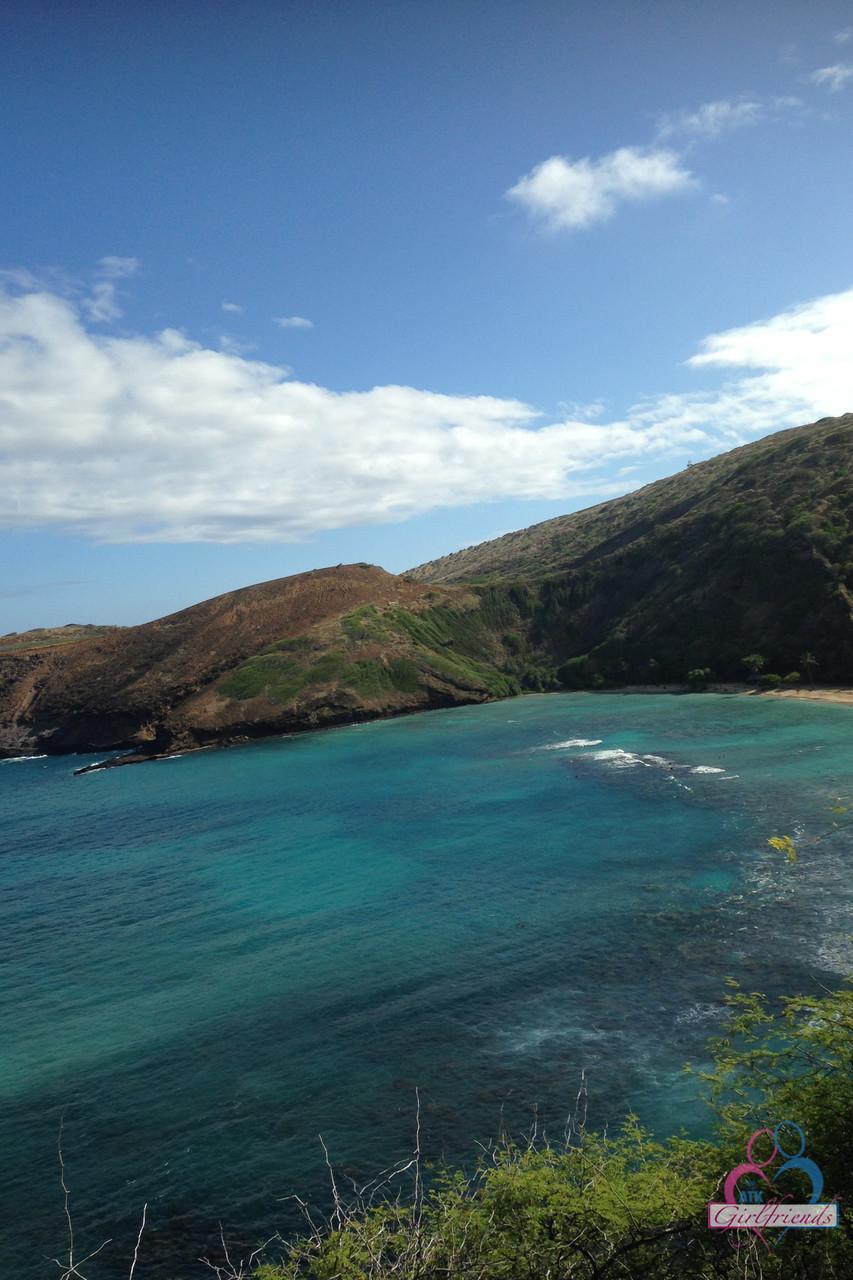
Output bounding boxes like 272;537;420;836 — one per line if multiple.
741;653;765;679
800;651;819;684
687;667;712;689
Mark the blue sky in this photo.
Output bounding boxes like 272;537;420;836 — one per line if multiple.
3;0;853;629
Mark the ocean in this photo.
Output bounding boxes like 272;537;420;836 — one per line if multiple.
1;692;850;1277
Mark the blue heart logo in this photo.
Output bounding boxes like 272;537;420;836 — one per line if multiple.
771;1122;823;1242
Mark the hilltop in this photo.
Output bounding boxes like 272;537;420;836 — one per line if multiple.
0;564;523;759
0;623;120;654
1;414;851;761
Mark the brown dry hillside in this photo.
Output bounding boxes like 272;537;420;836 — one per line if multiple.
0;564;523;759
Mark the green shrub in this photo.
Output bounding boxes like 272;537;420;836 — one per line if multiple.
759;672;783;688
254;983;852;1279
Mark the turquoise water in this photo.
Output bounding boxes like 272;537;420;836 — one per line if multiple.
1;692;851;1277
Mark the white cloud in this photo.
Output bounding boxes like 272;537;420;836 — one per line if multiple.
810;63;853;90
0;285;851;543
221;301;242;313
834;27;852;44
657;98;765;139
506;147;695;232
97;256;140;279
507;91;807;236
273;314;314;329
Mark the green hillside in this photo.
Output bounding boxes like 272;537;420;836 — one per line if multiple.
412;414;853;685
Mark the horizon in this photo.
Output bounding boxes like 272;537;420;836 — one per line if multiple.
3;1;853;629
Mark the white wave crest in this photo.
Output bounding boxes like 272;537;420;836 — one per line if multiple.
590;748;647;768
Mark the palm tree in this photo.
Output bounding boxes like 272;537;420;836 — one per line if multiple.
800;651;819;685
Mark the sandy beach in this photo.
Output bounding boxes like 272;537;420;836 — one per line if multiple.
761;686;853;707
605;683;853;707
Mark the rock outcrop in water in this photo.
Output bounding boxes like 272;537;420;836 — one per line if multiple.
1;414;851;761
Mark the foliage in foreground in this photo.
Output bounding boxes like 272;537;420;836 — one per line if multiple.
250;984;853;1280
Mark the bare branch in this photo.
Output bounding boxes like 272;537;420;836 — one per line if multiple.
127;1203;147;1280
58;1114;74;1275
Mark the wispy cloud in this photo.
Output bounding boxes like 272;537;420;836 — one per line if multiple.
81;256;141;323
97;256;140;279
657;94;806;143
506;147;695;232
834;27;852;45
273;315;314;329
810;63;853;90
221;301;242;313
1;285;851;543
82;280;122;323
657;98;764;140
218;334;259;357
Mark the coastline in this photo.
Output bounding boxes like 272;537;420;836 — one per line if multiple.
8;682;853;775
608;683;853;706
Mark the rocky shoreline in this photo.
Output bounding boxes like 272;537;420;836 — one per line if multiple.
36;683;853;775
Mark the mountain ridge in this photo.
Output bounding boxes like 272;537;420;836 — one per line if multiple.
409;414;853;583
1;414;851;761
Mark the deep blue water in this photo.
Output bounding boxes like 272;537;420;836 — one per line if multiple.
1;693;851;1277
